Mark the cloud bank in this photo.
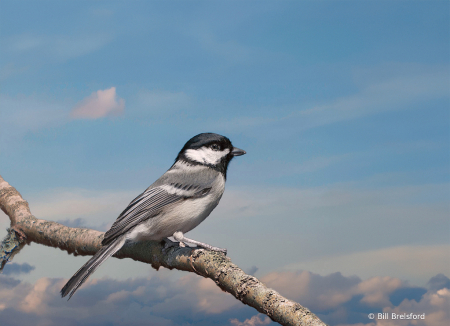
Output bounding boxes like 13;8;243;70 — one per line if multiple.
0;271;448;326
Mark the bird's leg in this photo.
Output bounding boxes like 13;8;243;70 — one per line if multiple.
172;231;227;255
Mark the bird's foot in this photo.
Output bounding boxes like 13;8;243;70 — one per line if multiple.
172;231;227;255
161;237;186;254
161;238;177;254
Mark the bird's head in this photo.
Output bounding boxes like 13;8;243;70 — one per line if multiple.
176;133;246;175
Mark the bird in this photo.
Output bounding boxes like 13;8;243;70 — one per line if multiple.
61;133;246;299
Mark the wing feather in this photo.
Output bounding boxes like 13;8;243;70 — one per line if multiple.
102;187;183;245
102;184;206;245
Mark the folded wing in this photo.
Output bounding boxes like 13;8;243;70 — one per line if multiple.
102;184;208;245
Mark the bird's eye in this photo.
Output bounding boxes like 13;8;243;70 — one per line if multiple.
210;144;220;151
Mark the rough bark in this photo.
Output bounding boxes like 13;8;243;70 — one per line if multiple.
0;174;326;326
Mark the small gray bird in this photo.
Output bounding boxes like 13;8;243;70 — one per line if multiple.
61;133;245;299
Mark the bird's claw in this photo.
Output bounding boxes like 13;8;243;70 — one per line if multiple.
171;231;227;255
162;238;177;254
162;238;188;254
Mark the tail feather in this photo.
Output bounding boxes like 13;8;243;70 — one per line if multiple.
61;237;125;299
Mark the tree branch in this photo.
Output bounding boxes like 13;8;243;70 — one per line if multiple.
0;174;326;326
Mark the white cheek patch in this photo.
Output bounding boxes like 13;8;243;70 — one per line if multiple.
185;148;230;165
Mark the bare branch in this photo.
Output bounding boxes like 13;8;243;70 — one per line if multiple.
0;174;326;326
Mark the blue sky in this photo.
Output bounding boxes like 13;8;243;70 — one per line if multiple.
1;1;449;326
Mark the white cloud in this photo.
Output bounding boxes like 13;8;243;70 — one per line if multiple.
0;273;241;325
178;275;238;314
357;277;404;307
261;271;363;311
362;288;450;326
261;271;450;325
71;87;125;119
230;314;272;326
2;270;447;326
20;277;55;314
0;86;125;148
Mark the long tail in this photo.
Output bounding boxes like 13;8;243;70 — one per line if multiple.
61;236;126;299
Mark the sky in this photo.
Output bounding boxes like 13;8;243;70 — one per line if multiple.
0;1;449;326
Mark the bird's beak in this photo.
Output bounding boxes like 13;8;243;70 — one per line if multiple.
231;147;246;156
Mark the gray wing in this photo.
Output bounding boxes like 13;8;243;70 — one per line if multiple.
102;167;215;245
